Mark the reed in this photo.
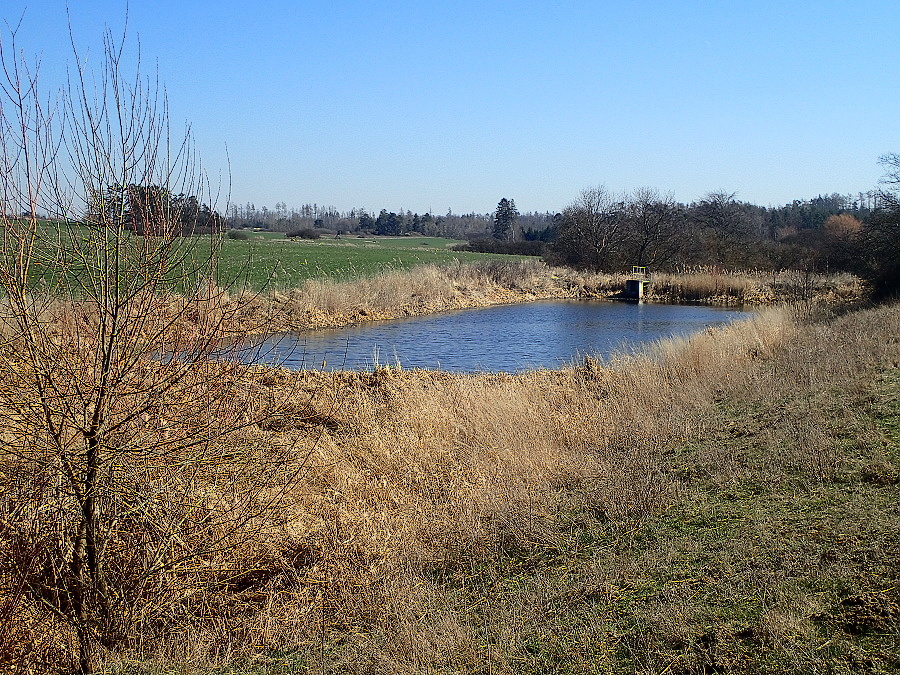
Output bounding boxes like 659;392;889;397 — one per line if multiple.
201;262;867;335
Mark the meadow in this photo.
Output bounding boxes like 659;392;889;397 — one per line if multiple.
17;223;527;294
3;295;898;674
0;221;889;675
213;234;529;291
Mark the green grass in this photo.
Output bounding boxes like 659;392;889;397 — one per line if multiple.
213;235;525;291
9;223;528;293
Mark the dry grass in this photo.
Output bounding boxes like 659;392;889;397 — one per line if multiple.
172;262;867;335
2;288;897;673
181;302;897;673
639;268;863;306
8;305;786;669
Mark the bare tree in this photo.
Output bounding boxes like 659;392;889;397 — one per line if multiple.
0;21;308;673
853;153;900;298
620;187;685;268
692;190;760;266
551;186;627;271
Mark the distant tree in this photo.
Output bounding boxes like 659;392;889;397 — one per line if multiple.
358;212;375;231
550;186;626;270
855;154;900;298
454;237;544;256
692;190;758;266
619;187;685;268
816;213;863;272
375;209;404;235
88;185;222;235
823;213;863;239
492;198;519;241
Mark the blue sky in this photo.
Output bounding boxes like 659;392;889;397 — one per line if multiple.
4;0;899;215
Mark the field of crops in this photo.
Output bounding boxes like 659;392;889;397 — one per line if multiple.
214;234;525;290
13;223;529;293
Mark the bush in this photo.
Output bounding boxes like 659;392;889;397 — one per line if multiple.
452;237;544;256
287;228;321;240
226;229;249;240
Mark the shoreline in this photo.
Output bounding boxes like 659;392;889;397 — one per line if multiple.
226;264;866;335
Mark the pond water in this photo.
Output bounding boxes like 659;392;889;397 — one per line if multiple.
237;300;754;373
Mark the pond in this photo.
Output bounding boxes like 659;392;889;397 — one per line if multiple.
237;300;754;373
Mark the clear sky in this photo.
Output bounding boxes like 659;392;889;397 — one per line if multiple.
4;0;899;215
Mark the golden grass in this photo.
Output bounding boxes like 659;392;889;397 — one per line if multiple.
142;301;893;673
0;272;892;673
195;261;866;335
33;307;786;667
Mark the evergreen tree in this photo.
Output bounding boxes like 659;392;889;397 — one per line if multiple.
492;197;519;241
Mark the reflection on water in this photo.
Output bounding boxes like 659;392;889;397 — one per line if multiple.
242;300;753;373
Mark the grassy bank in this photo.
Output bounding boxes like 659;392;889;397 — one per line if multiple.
205;261;865;334
4;300;897;673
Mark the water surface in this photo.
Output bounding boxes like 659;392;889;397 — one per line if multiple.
242;300;753;373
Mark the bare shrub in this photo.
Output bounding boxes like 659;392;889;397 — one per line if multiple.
0;23;318;674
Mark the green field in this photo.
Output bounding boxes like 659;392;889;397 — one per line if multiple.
215;234;522;290
9;225;530;293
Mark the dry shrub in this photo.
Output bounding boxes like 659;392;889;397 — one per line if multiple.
642;269;865;307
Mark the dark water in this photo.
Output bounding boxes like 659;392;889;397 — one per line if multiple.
239;300;753;373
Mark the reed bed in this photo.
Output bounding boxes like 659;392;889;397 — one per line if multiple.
647;268;864;306
203;262;866;334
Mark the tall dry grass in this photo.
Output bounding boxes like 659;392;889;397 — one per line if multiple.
276;258;560;326
185;261;866;335
10;305;787;671
2;286;892;672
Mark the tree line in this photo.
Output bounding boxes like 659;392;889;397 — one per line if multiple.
448;182;893;298
544;186;890;282
226;190;872;261
225;202;556;240
87;184;224;235
545;174;897;297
